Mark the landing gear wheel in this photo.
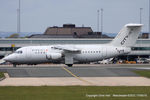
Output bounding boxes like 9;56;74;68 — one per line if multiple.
13;64;16;67
66;64;73;67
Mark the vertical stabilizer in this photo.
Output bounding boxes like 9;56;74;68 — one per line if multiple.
111;24;142;47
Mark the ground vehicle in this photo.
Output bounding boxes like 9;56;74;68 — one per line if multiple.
136;58;149;64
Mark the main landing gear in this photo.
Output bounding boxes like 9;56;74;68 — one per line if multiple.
66;64;73;67
13;64;16;67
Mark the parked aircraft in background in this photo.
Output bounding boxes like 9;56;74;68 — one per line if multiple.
3;24;142;67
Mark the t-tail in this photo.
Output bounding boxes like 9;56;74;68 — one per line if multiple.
111;23;143;47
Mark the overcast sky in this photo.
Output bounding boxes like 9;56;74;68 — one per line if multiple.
0;0;149;33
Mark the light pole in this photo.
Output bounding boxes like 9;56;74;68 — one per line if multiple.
140;8;143;24
17;0;21;34
101;8;103;34
149;0;150;38
97;10;100;32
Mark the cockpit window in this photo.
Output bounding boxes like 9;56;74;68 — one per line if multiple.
15;50;23;54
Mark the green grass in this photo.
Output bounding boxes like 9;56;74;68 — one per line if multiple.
0;86;149;100
134;70;150;78
0;72;4;78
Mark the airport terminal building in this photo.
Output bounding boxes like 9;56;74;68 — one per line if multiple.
0;38;150;61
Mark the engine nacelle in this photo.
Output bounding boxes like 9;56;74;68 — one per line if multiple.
46;53;62;60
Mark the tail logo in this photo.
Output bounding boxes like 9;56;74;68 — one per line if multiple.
120;35;128;45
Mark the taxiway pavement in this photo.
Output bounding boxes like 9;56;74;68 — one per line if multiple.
0;64;150;86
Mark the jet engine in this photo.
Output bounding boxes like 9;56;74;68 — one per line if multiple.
46;53;62;60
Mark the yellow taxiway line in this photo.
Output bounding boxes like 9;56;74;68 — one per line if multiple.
62;66;93;85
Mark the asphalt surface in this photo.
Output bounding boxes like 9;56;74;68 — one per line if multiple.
0;64;150;77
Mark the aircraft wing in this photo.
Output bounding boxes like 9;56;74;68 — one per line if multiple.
53;45;81;53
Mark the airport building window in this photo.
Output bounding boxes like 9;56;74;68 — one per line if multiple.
132;47;150;51
0;47;20;51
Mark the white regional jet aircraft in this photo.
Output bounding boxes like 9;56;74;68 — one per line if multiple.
3;24;142;67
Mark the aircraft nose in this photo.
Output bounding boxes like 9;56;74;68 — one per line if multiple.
3;54;15;62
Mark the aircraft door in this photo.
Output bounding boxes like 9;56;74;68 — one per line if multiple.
102;47;107;59
26;48;31;59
